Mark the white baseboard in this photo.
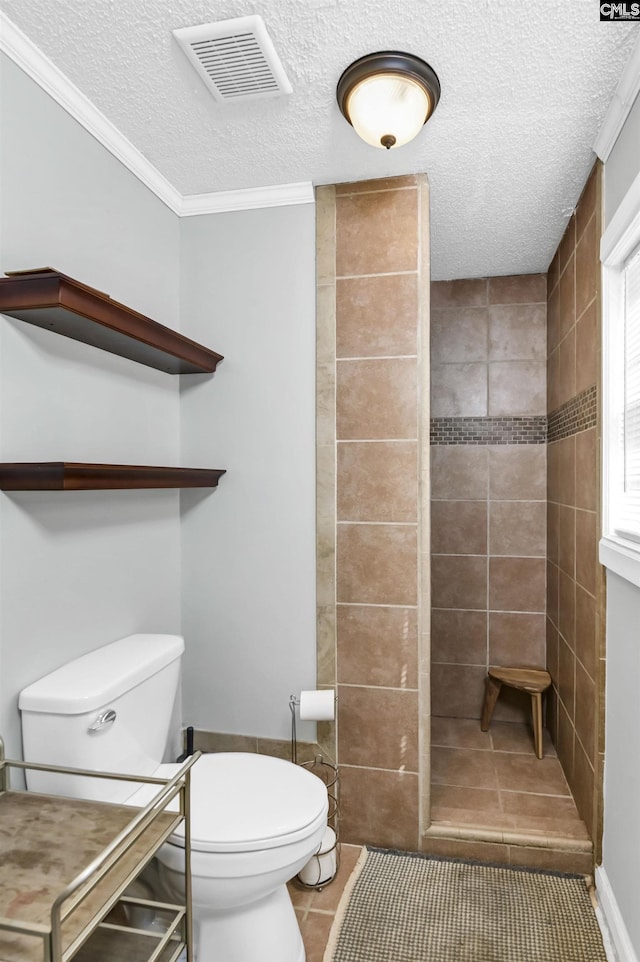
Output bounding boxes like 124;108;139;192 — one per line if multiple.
595;866;640;962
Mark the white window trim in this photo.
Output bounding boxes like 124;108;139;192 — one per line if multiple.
601;165;640;587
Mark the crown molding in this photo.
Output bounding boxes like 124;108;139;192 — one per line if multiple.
0;11;184;213
0;12;314;217
179;182;314;216
594;30;640;161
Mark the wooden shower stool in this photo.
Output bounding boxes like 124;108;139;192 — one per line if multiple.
480;667;552;759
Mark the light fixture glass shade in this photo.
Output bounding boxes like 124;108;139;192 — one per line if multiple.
337;52;440;150
345;73;432;149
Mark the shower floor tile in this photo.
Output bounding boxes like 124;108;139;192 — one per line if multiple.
430;717;588;841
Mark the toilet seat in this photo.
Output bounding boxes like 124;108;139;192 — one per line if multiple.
165;752;328;854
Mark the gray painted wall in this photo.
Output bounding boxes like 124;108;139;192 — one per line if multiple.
179;206;318;741
0;52;318;763
0;55;182;760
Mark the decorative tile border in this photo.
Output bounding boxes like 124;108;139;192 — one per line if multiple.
547;386;597;443
430;386;597;446
430;416;547;445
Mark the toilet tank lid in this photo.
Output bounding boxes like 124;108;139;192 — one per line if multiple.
18;634;184;714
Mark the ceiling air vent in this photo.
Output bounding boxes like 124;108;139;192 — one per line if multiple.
173;15;292;103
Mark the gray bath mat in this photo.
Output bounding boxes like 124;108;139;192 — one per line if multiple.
323;847;608;962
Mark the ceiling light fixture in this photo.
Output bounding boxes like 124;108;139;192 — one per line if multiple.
337;51;441;150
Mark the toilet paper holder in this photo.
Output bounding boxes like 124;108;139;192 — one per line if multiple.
289;693;340;889
297;755;339;889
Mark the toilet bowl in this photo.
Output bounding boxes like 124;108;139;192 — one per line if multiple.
18;634;328;962
151;752;328;962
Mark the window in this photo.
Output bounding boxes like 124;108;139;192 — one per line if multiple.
601;168;640;585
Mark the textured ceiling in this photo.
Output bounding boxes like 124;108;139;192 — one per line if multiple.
1;0;638;279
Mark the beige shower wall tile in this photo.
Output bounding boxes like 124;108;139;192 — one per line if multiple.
431;609;487;665
548;249;560;298
316;283;336;366
559;569;576;650
577;165;598;240
559;215;576;275
488;445;546;500
547;561;559;627
488;273;546;304
431;278;488;308
316;361;335;447
317;604;336;687
556;435;576;507
336;274;418;358
489;501;546;557
419;176;431;283
431;307;489;363
575;660;596;762
558;504;575;578
338;685;419;771
194;730;257;753
340;766;419;850
488;612;546;667
431;446;489;500
337;441;417;522
547;281;560;355
337;604;418;688
558;635;576;720
431;663;487;718
488;360;546;415
337;523;417;605
575;509;597;596
575;428;597;511
489;557;546;612
547;501;559;566
431;500;488;555
431;555;488;610
547;346;561;413
576;214;598;319
431;362;488;416
335;175;418;194
576;299;598;395
316;542;335;608
316;442;335;523
337;357;417;440
488;304;546;361
315;185;336;286
558;254;576;341
572;741;595;838
336;188;418;277
558;327;576;407
316;534;335;608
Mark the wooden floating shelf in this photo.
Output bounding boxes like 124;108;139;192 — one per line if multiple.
0;268;223;375
0;463;226;491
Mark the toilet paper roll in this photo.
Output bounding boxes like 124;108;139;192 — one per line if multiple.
299;689;335;721
298;826;337;886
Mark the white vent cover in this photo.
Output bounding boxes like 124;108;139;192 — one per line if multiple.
173;15;292;103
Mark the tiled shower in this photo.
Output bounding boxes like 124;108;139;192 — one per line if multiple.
430;273;548;722
317;164;604;870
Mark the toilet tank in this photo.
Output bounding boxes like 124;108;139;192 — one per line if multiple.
19;633;184;803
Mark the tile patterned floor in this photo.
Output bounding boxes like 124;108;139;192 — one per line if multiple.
289;843;362;962
292;720;588;960
430;716;589;840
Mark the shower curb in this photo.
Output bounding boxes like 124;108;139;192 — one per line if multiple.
424;821;593;852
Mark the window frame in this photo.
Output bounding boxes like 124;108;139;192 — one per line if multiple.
601;167;640;587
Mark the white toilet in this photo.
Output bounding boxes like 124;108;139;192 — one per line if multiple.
18;634;328;962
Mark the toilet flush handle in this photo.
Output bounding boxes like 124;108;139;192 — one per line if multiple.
88;709;117;734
